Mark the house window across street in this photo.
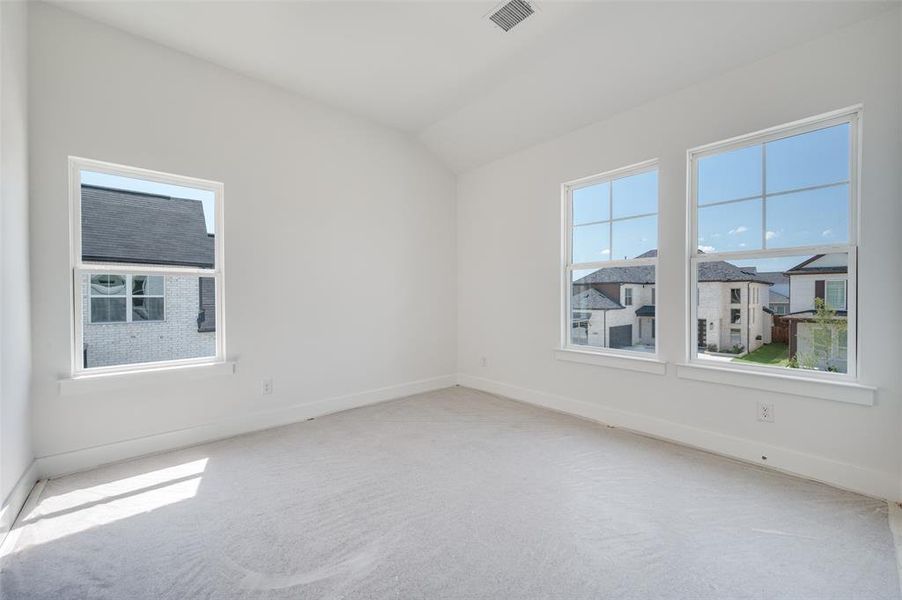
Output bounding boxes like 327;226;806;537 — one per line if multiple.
689;108;858;376
71;157;225;374
563;160;658;356
89;274;164;323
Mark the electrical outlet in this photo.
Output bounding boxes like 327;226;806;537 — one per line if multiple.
757;401;774;423
262;378;273;395
481;356;488;368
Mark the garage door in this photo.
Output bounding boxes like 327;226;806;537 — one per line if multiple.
609;324;632;349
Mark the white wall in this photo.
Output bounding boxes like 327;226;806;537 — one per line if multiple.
458;10;902;500
1;1;34;507
28;4;456;466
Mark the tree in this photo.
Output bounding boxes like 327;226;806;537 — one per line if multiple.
795;298;846;371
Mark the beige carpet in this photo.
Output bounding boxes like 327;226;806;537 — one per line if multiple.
1;387;898;599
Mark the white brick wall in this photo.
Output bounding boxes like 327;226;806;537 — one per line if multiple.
576;283;656;349
82;275;215;368
696;281;769;352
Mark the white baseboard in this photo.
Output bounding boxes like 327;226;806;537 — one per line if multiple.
0;461;39;547
37;374;457;479
457;373;899;502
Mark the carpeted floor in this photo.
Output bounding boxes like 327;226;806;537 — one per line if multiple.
1;386;899;599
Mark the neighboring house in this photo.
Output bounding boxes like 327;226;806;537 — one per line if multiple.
767;290;790;315
782;254;848;372
571;250;772;353
756;271;790;314
81;185;216;368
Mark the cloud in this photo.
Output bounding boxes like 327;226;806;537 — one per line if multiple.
822;229;833;238
601;249;610;254
728;225;748;235
699;245;716;253
711;233;722;238
738;243;747;248
765;230;778;240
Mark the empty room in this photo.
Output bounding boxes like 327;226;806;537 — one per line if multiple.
1;0;901;598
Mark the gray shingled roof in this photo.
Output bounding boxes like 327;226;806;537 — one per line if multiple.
697;261;773;284
769;290;790;304
571;288;624;311
575;264;655;285
574;252;772;286
784;255;848;275
755;271;789;287
81;185;214;268
635;305;655;317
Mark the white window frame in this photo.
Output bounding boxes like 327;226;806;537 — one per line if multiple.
687;106;860;381
561;159;659;359
69;156;226;376
88;274;166;324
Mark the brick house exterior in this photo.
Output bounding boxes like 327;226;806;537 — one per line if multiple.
571;250;772;353
782;254;849;372
81;185;216;369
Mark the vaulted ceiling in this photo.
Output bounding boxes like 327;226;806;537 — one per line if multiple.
56;1;892;172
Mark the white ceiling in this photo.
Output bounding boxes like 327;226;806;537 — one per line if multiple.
55;1;892;172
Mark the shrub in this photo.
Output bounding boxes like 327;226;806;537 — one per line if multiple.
730;344;745;354
706;344;718;352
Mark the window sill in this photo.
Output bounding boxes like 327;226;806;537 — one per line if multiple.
675;362;875;406
59;360;236;396
555;348;667;375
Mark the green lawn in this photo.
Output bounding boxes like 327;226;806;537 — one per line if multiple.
732;343;789;366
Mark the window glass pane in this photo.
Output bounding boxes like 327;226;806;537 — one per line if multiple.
132;275;164;296
81;273;216;369
765;123;849;194
132;297;164;321
80;170;216;268
826;281;846;310
572;223;610;263
764;185;848;249
697;198;762;253
91;298;126;323
90;274;126;296
697;145;762;205
612;170;657;219
572;182;609;225
611;215;657;261
695;253;848;373
569;266;655;354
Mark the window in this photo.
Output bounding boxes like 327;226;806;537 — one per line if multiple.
564;161;658;356
70;157;225;374
690;108;858;377
826;280;846;310
89;274;164;323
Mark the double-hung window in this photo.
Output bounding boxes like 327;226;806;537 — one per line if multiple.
563;160;658;355
70;157;225;374
689;107;858;376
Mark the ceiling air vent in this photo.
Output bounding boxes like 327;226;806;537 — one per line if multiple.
488;0;535;32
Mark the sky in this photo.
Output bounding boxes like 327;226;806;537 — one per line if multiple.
572;123;850;267
572;170;657;262
696;123;849;254
81;170;216;234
